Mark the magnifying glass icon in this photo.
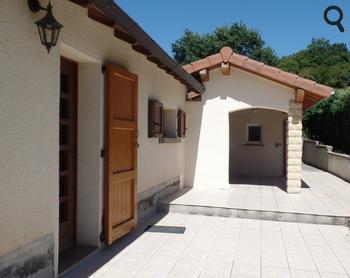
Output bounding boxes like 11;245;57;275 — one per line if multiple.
324;5;345;32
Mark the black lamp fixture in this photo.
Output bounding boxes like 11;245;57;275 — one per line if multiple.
28;0;63;53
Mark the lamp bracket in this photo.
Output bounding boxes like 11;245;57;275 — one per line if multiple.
28;0;48;12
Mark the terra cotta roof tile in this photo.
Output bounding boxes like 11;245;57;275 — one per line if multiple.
183;47;333;110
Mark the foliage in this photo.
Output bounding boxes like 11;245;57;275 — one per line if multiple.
303;88;350;154
173;31;350;88
278;38;350;88
286;39;350;153
172;23;278;66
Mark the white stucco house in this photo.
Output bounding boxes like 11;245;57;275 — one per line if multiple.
0;0;332;277
183;46;332;192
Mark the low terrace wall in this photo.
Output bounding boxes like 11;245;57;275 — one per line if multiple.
303;139;350;182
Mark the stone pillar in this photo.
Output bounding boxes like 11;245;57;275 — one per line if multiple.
286;101;303;193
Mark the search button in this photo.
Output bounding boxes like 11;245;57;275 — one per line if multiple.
324;5;345;32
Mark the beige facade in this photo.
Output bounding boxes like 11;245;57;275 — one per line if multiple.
0;0;187;276
0;1;59;275
185;68;294;189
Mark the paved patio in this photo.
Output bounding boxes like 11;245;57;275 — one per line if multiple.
159;164;350;225
64;213;350;278
62;164;350;277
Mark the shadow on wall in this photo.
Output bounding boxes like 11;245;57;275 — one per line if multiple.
229;108;288;182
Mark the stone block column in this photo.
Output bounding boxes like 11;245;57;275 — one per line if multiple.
286;101;303;193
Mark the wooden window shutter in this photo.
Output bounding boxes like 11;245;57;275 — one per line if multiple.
148;100;163;137
177;109;186;138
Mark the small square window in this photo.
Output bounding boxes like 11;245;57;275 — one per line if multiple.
148;100;163;138
247;124;262;144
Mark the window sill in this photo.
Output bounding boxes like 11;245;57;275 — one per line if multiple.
159;137;182;144
245;143;264;146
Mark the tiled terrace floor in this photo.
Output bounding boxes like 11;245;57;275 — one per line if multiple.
159;164;350;221
63;164;350;277
64;213;350;278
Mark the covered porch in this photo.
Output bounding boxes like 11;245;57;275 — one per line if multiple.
159;164;350;225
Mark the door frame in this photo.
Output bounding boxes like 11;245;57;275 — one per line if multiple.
59;56;78;254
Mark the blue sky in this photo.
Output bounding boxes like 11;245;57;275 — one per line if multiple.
115;0;350;58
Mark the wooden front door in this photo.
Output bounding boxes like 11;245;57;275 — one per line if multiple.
105;64;138;245
59;57;77;254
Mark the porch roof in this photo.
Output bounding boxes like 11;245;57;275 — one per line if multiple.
67;0;205;94
183;47;333;111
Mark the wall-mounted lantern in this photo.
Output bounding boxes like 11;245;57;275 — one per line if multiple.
27;0;63;53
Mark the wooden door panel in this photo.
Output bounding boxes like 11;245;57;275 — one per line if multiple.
111;129;135;173
111;74;136;121
105;64;138;245
111;180;134;225
112;119;136;129
112;170;136;184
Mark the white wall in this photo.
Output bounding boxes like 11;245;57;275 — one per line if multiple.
185;68;294;188
0;0;59;263
1;0;187;274
229;109;287;177
54;1;187;194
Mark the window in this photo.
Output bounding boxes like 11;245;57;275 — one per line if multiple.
177;110;186;138
148;100;163;137
163;109;177;138
148;100;186;143
247;124;262;144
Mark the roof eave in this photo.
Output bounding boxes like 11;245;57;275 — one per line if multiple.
90;0;205;94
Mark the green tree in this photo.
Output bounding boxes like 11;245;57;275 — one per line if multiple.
303;88;350;154
278;39;350;88
280;39;350;153
172;23;278;66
